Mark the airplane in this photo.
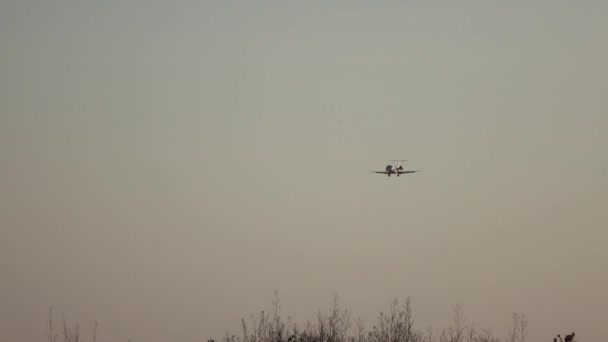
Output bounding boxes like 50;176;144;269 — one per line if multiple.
371;160;420;177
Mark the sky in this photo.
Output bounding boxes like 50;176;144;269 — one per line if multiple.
1;1;607;341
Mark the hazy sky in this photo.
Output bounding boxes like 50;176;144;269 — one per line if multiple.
2;1;607;341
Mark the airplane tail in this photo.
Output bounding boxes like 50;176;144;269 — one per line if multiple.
392;159;407;169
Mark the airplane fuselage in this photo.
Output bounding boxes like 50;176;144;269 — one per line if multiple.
384;164;404;177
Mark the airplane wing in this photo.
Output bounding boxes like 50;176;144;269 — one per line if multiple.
397;170;420;174
371;171;387;174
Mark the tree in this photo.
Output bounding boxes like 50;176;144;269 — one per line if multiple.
61;312;79;342
507;314;527;342
368;297;422;342
446;304;467;342
47;307;58;342
476;329;500;342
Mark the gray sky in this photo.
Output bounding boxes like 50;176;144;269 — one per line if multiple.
1;1;607;341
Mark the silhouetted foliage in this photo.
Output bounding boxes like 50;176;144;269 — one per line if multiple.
46;308;106;342
213;293;542;342
554;332;577;342
47;307;59;342
46;297;577;342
